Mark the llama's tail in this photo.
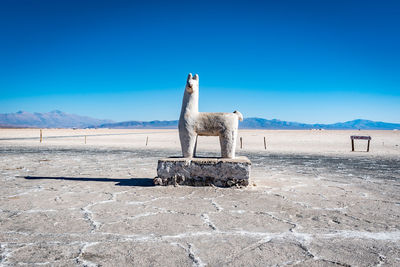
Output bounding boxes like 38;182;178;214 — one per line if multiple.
233;110;243;121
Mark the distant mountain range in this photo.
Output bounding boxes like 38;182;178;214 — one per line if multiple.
1;111;399;130
98;120;178;129
238;118;400;130
98;117;400;130
0;110;113;128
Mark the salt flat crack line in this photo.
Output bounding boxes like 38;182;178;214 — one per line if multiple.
171;242;206;267
200;213;217;230
75;242;99;267
0;243;13;266
224;237;273;265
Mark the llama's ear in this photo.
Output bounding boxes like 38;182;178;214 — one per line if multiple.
187;73;192;81
193;74;199;80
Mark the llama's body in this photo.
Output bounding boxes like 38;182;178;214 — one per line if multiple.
179;73;243;158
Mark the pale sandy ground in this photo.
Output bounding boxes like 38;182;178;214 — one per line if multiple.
0;129;399;266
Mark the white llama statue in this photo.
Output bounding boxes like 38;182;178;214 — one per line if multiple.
179;73;243;158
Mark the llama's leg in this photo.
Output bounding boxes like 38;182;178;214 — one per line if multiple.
193;135;198;157
180;130;197;158
218;130;233;158
219;134;228;158
186;133;197;158
230;129;238;158
220;130;237;158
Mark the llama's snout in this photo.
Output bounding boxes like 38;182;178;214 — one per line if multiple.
185;73;199;94
186;83;194;93
186;80;197;93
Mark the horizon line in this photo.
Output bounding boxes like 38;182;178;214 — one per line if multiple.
1;110;400;125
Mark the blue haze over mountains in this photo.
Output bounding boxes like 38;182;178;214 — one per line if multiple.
0;111;399;130
0;110;113;129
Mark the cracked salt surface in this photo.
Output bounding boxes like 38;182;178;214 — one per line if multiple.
75;242;99;267
200;213;218;231
1;130;400;266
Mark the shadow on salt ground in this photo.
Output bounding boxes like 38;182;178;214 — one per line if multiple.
22;176;155;187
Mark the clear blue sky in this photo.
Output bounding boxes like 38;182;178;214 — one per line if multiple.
1;0;399;123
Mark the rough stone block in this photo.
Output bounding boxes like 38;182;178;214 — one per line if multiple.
154;157;251;187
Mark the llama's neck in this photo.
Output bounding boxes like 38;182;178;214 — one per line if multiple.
180;89;199;118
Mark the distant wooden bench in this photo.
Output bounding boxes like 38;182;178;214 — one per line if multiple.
351;135;371;152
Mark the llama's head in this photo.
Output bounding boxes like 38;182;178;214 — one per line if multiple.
185;73;199;94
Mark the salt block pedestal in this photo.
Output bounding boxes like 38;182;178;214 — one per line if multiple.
154;156;251;187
